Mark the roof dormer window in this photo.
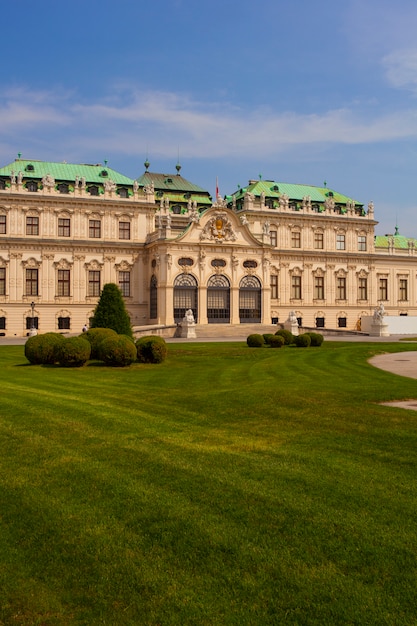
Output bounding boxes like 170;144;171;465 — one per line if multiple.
25;164;34;172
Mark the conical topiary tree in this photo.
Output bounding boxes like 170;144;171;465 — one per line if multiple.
90;283;133;338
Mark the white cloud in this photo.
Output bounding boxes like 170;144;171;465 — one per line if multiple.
1;85;417;162
382;48;417;93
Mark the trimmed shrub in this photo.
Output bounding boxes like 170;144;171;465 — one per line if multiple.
136;336;168;364
57;337;91;367
295;333;311;348
98;335;137;367
81;327;118;359
306;332;324;347
275;329;295;345
24;332;66;365
263;333;275;345
90;283;133;338
268;334;285;348
246;334;264;348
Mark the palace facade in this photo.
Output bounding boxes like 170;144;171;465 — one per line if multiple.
0;156;415;336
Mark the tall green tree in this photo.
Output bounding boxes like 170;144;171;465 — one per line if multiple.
90;283;133;338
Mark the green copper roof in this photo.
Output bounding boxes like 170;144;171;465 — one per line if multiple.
375;235;417;249
231;179;362;206
0;159;134;185
136;171;212;199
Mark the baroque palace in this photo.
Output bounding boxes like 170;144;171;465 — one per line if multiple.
0;155;415;336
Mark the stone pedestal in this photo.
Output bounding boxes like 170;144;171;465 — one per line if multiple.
284;311;299;336
180;320;197;339
370;322;389;337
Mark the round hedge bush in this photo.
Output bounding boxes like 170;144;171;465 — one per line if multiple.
306;332;324;347
268;334;285;348
263;333;275;345
57;336;91;367
136;336;168;364
80;327;118;359
294;333;311;348
98;335;137;367
25;332;66;365
246;334;264;348
274;329;295;345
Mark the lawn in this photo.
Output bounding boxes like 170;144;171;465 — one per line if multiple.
1;340;417;625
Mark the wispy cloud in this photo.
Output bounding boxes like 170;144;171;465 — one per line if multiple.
1;86;417;162
382;48;417;94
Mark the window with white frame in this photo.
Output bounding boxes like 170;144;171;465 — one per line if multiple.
336;234;346;250
358;235;367;251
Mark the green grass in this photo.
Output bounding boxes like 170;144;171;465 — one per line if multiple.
1;341;417;625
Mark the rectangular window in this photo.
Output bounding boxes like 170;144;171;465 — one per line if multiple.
314;276;324;300
0;215;6;234
337;277;346;300
314;232;324;249
0;267;5;296
379;278;388;301
0;316;5;330
399;279;408;301
26;268;38;296
58;317;71;330
358;235;367;251
26;316;38;330
270;275;278;300
57;269;70;297
89;219;101;238
270;230;277;247
58;218;71;237
291;275;302;299
291;231;301;248
119;271;131;297
26;216;39;235
316;317;325;328
358;277;367;300
336;234;345;250
338;317;347;328
88;270;100;297
119;221;131;240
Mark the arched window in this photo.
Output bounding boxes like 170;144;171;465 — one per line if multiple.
150;275;158;319
239;275;261;323
173;274;198;323
207;275;230;324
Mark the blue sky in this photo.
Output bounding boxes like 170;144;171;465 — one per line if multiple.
2;0;417;236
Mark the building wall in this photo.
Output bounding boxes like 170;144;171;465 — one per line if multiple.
1;183;417;336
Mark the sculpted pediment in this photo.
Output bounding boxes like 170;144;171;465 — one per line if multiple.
175;207;263;247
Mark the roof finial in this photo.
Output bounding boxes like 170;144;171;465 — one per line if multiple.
17;152;21;160
144;158;150;171
176;161;181;175
104;159;108;166
324;180;327;187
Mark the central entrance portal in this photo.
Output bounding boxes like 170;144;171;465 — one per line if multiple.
207;275;230;324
